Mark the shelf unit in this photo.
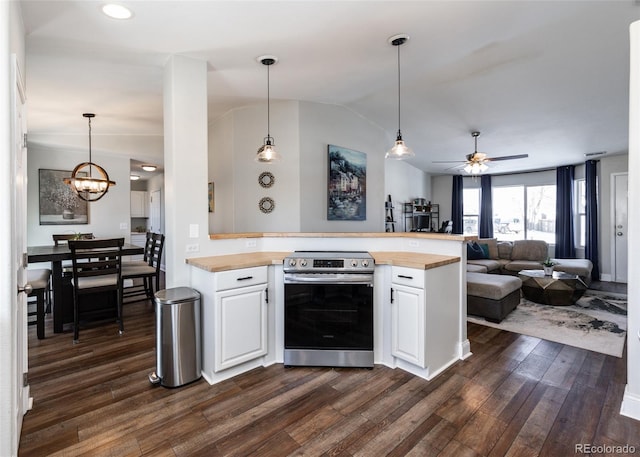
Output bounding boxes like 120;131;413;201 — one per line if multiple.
404;199;439;232
385;195;396;232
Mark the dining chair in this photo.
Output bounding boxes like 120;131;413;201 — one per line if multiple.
68;238;124;343
27;268;51;339
121;233;164;303
53;233;95;245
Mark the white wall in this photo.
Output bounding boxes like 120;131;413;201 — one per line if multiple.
209;101;301;233
210;100;419;234
299;101;385;232
209;113;235;233
385;158;430;232
432;175;453;222
26;144;132;246
622;20;640;421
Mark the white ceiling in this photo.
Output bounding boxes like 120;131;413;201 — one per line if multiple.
20;0;640;175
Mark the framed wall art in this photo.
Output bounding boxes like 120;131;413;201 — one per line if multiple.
327;144;366;221
39;169;89;225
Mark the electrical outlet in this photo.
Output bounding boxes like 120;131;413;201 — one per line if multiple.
246;239;257;248
185;244;200;253
120;222;128;230
408;240;419;248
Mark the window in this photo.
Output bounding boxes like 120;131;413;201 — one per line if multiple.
526;185;556;243
492;184;556;243
492;186;524;241
576;179;586;247
463;188;480;235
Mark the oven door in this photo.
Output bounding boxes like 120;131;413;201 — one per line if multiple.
284;275;373;351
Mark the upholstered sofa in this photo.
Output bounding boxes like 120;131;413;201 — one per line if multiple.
467;239;593;284
465;239;593;323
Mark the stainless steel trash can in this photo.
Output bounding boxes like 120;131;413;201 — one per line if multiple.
150;287;201;387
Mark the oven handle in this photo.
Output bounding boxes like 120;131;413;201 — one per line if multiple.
284;273;373;285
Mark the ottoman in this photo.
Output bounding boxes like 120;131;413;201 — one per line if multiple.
467;272;522;323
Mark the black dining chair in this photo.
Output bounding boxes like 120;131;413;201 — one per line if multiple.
27;268;51;339
121;233;164;303
68;238;124;343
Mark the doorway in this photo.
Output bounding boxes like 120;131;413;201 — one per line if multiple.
612;172;628;283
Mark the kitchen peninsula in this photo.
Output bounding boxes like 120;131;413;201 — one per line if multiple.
187;232;472;386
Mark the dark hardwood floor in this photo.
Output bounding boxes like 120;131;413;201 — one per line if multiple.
19;283;639;456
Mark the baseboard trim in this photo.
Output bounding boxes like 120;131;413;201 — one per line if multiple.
621;385;640;421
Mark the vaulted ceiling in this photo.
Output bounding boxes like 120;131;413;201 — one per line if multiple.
20;1;640;174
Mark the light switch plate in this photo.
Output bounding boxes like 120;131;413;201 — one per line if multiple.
189;224;199;238
120;222;128;230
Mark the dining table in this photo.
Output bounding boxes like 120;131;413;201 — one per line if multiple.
27;242;145;333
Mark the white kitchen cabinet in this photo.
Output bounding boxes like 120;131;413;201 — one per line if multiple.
130;191;148;217
390;266;426;367
389;263;460;377
212;266;268;372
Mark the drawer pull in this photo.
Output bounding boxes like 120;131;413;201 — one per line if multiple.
397;274;413;280
236;276;254;281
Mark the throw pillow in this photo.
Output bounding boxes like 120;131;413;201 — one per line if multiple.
467;241;487;260
477;238;499;259
478;243;490;259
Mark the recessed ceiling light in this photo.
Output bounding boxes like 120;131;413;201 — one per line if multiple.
141;165;156;172
102;4;133;20
130;174;140;181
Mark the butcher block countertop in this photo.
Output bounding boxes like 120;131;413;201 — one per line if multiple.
209;232;473;241
187;251;460;272
186;252;291;272
370;252;460;270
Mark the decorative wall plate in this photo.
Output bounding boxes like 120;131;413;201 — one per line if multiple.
258;171;275;188
259;197;275;213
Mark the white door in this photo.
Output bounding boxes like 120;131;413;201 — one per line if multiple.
613;173;628;283
150;189;161;233
10;55;29;452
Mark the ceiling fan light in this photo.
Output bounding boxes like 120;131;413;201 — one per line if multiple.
385;138;415;159
102;4;133;19
479;163;489;172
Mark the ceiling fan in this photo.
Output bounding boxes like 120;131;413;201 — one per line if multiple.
434;131;528;174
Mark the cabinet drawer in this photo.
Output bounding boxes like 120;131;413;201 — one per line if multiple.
391;266;424;289
216;266;268;291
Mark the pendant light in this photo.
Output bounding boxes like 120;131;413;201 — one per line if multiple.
256;55;281;163
63;113;116;201
385;34;414;160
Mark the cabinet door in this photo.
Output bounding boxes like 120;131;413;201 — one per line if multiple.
391;282;425;368
214;283;268;372
130;191;148;217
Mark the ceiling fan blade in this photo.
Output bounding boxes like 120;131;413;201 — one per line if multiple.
486;154;529;162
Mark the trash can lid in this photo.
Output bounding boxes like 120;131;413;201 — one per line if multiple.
154;287;200;305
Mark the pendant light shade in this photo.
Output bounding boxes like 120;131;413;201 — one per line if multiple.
256;56;281;163
386;34;414;160
63;113;115;202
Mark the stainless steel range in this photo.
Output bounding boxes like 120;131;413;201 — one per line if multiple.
283;251;374;368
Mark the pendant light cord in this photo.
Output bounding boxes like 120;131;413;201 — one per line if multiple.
267;62;271;138
87;116;93;176
397;42;401;138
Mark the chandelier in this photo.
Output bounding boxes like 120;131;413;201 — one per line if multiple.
64;113;115;201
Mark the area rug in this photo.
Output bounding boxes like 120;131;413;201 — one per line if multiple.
467;290;627;357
